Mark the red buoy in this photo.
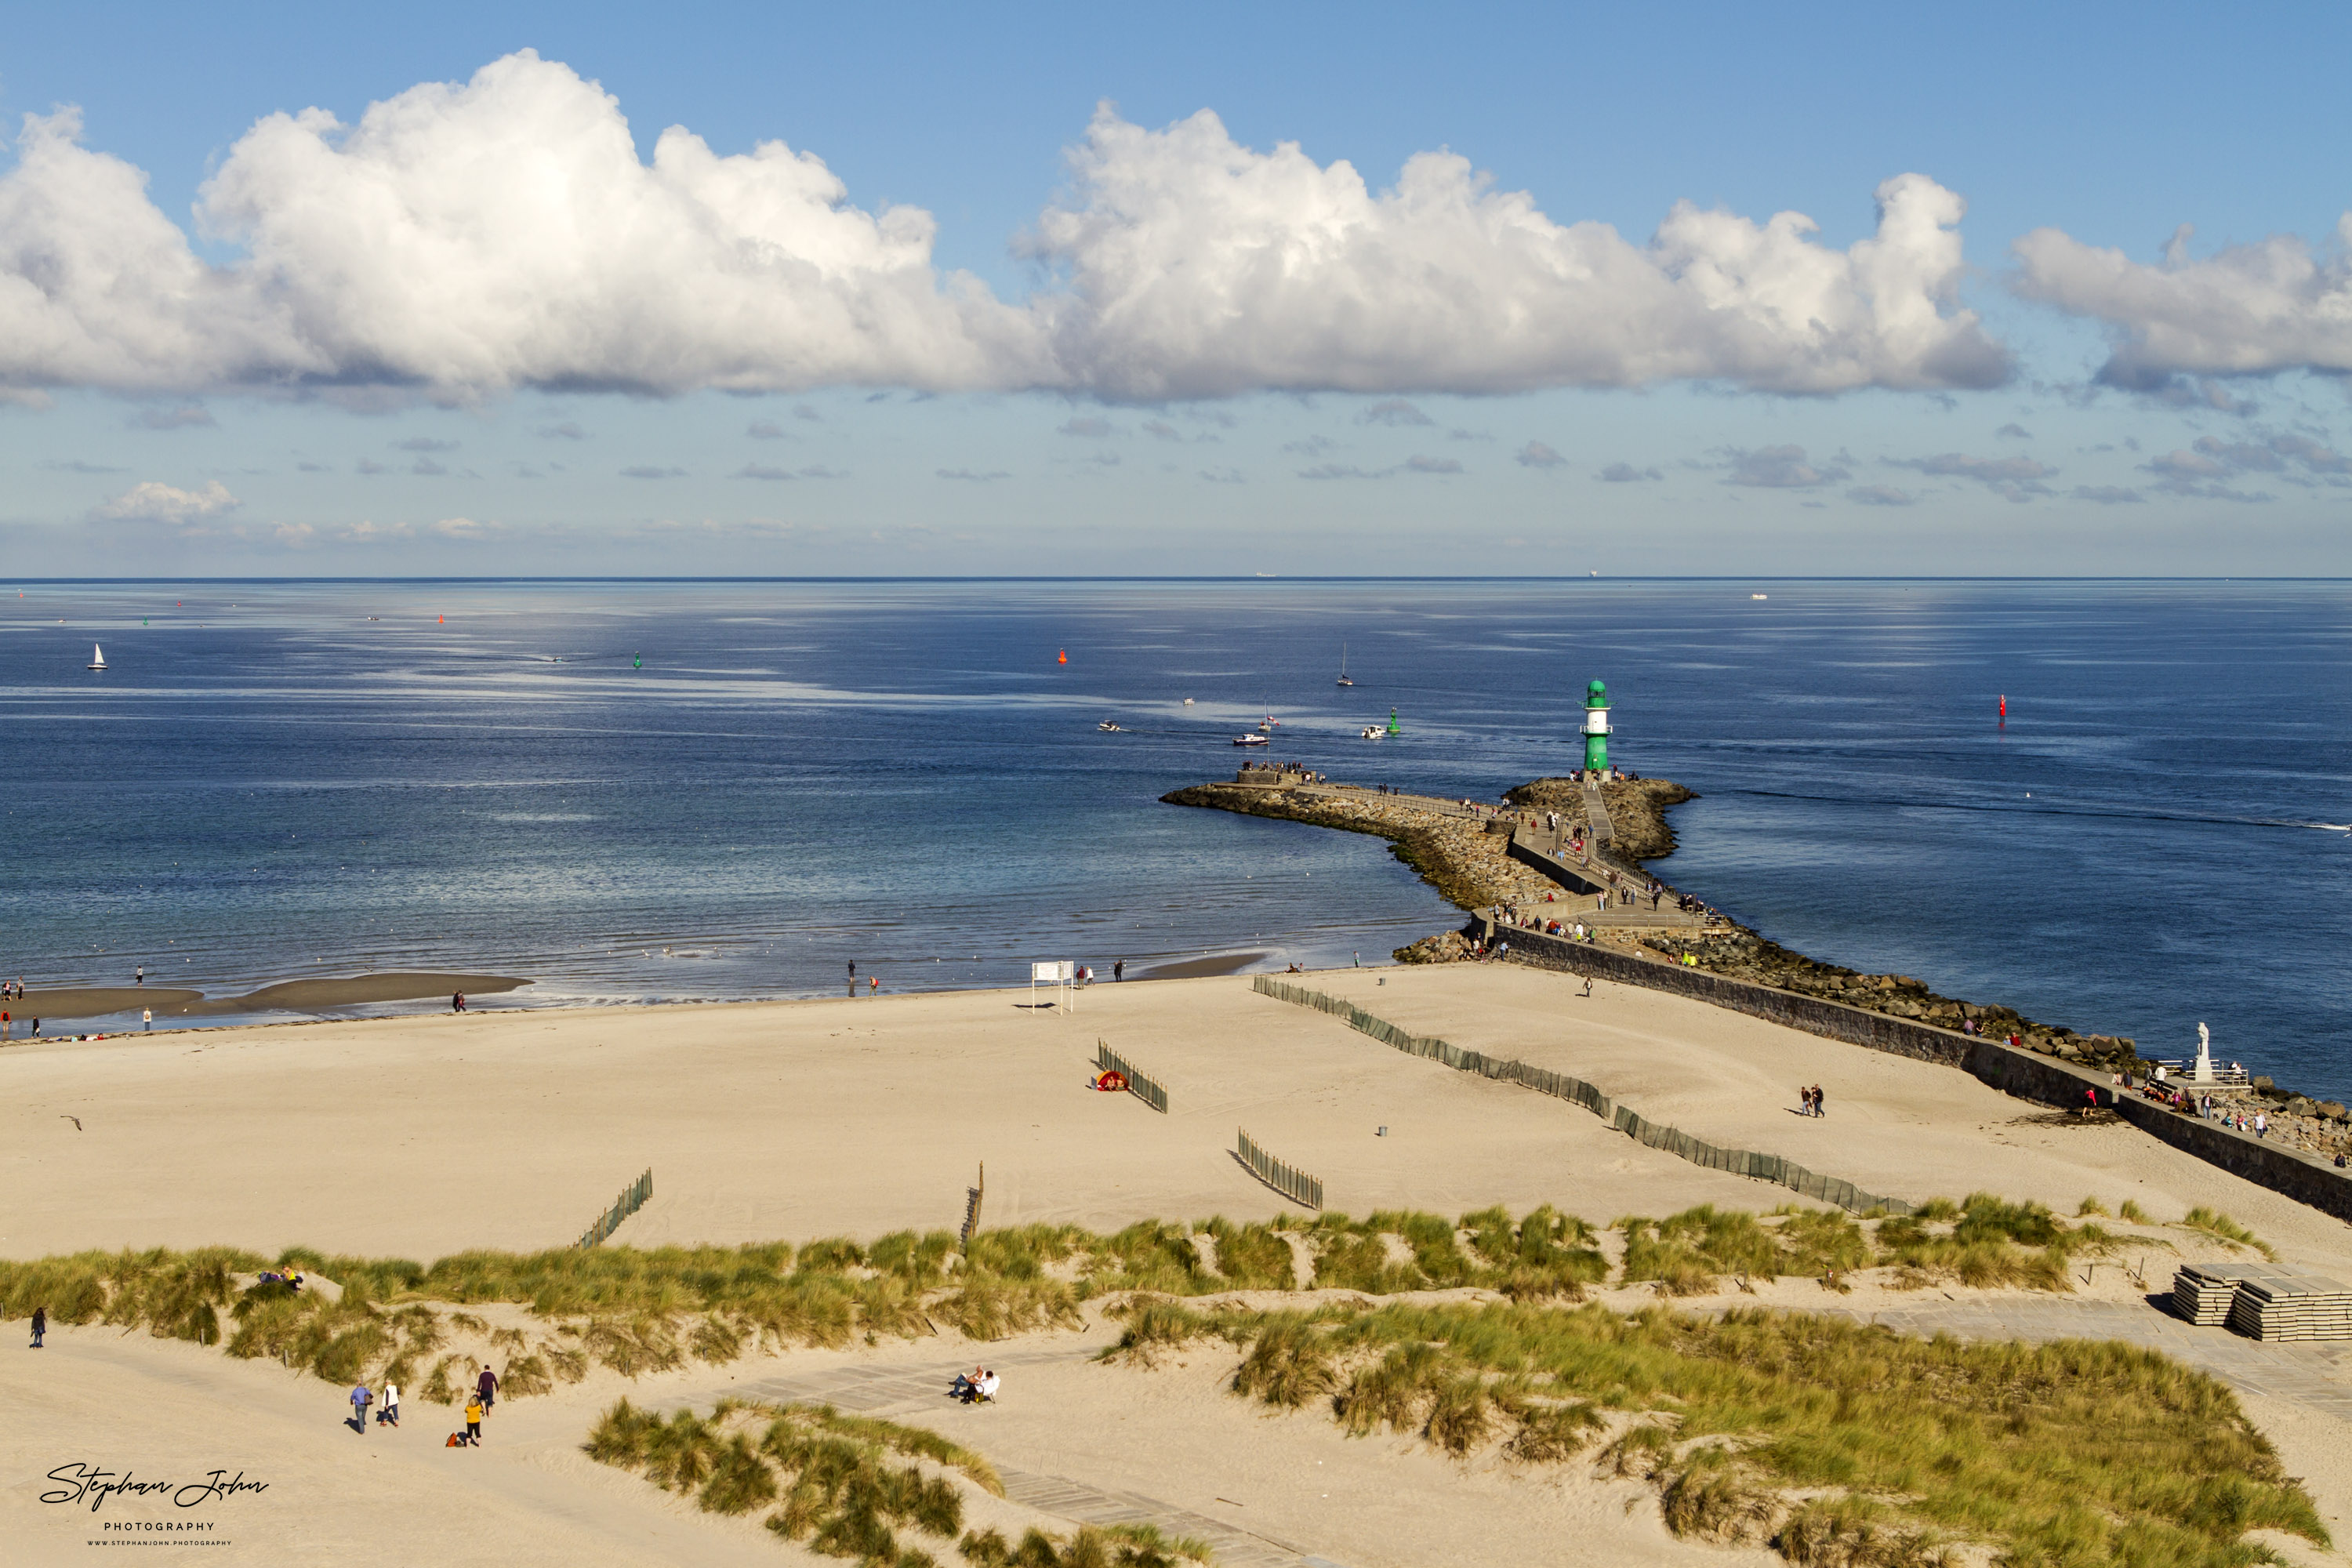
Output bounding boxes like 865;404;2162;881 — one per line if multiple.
1058;649;1068;665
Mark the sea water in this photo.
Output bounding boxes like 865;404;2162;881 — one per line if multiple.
2;579;2347;1099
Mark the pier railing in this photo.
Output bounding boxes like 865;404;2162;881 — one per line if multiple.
1251;976;1911;1216
577;1169;652;1249
1096;1041;1170;1113
1237;1127;1323;1210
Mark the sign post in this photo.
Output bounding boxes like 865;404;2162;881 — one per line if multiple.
1030;960;1076;1011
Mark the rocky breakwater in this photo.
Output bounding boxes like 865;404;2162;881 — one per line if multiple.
1158;782;1584;924
1171;771;2352;1172
1503;776;1694;860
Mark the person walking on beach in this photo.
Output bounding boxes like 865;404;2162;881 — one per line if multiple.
1113;960;1123;982
143;1008;151;1032
350;1381;372;1432
476;1363;499;1413
1813;1086;1827;1118
29;1306;44;1348
463;1393;485;1446
135;965;143;985
379;1378;399;1428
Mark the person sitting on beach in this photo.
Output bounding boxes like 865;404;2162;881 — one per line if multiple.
950;1367;982;1402
977;1370;1000;1403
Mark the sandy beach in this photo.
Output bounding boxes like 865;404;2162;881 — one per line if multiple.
8;962;2352;1566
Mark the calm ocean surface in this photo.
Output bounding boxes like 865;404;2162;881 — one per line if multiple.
5;579;2348;1099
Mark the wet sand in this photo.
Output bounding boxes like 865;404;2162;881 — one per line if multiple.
1129;950;1269;979
4;972;528;1022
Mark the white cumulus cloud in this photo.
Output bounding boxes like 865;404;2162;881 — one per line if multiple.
2013;218;2352;389
0;53;1045;397
0;57;2009;402
1028;107;2008;398
93;478;239;524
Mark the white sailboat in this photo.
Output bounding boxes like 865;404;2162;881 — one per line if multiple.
88;643;106;670
1336;642;1353;687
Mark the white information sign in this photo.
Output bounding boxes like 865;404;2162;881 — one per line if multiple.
1029;960;1078;1013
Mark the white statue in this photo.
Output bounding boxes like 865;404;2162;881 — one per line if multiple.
2193;1022;2215;1084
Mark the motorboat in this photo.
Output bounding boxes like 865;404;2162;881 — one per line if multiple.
1233;733;1270;746
1098;720;1123;732
1360;724;1385;740
1257;715;1280;731
1182;698;1195;705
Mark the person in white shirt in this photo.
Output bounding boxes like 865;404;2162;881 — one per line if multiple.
380;1380;400;1427
977;1370;1000;1402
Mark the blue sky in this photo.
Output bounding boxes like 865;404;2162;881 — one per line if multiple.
2;1;2348;574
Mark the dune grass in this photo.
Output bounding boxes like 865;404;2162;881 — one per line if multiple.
591;1398;975;1562
2179;1207;2279;1261
1207;1298;2325;1566
958;1524;1210;1566
1619;1205;1877;1294
589;1397;1202;1566
0;1195;2200;1411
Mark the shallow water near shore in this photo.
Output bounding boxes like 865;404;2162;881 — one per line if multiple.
3;578;2347;1098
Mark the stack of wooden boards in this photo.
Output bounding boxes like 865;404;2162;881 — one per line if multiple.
2172;1263;2352;1341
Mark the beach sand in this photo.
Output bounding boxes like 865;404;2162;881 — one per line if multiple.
8;963;2350;1264
8;961;2352;1565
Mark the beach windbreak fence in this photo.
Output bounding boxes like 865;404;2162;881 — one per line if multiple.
1096;1041;1170;1113
961;1163;986;1252
578;1169;653;1249
1250;976;1910;1217
1238;1127;1323;1210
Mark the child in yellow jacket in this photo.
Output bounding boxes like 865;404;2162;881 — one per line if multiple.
463;1396;485;1446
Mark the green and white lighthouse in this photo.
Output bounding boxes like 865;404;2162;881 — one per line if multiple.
1581;679;1610;772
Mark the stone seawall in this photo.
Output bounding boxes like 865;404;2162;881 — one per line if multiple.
1483;918;2352;1224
